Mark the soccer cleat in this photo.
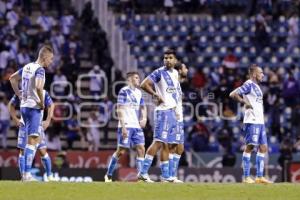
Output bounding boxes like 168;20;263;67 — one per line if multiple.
172;177;183;183
160;176;174;183
242;177;255;184
104;174;112;182
23;174;38;182
44;174;55;182
137;173;154;183
255;177;273;184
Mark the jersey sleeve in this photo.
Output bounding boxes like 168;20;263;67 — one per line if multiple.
35;67;45;79
10;95;20;107
140;97;145;106
44;91;53;107
117;89;127;105
237;82;252;95
148;69;161;83
17;68;23;77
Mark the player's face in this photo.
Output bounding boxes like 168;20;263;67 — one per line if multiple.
256;67;264;82
130;74;140;87
44;53;54;67
164;54;176;68
179;64;188;78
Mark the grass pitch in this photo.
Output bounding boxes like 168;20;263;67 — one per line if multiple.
0;181;299;200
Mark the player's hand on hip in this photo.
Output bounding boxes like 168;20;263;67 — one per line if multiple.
153;93;164;105
122;127;128;138
245;103;253;109
38;102;45;110
139;119;147;128
42;121;50;130
14;119;21;127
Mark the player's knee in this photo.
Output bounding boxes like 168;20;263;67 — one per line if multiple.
116;148;127;157
259;145;268;153
176;144;184;155
136;146;145;157
245;144;254;152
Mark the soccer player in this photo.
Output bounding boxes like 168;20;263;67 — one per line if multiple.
9;45;53;181
104;72;147;182
8;90;55;181
229;64;272;184
168;62;188;183
138;49;179;182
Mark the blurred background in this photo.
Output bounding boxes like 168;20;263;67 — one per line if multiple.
0;0;300;182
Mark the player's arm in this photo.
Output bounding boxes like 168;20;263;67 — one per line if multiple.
8;99;21;127
229;88;252;109
35;68;45;109
117;104;128;138
9;70;22;98
139;98;147;128
140;78;163;104
42;103;54;130
117;89;128;138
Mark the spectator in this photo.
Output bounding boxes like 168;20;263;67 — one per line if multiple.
53;68;68;96
36;11;57;34
17;46;30;66
164;0;174;15
6;6;19;29
0;94;10;149
191;68;207;90
189;122;210;152
54;151;69;169
64;113;81;149
254;8;271;53
287;11;299;53
60;9;75;37
88;65;106;98
283;71;300;107
87;110;101;151
222;49;239;69
99;97;113;144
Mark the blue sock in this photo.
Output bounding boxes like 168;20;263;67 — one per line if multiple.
242;152;251;178
107;153;118;176
173;154;181;178
24;144;36;173
141;154;153;175
18;154;25;176
136;157;144;174
256;152;265;177
160;161;169;179
41;153;52;177
169;154;174;177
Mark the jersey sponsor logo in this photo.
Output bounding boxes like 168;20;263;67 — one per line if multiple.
166;87;176;93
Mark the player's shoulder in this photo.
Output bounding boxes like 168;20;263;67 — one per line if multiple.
119;86;129;93
244;79;253;85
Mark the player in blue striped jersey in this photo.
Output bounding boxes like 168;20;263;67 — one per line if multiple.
9;45;53;181
168;62;188;183
230;64;272;184
104;72;147;182
8;90;55;181
139;49;179;182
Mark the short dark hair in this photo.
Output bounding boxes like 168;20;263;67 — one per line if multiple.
126;71;139;79
248;64;259;75
164;49;176;57
174;61;183;71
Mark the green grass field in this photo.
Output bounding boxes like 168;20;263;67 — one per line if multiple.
0;182;300;200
